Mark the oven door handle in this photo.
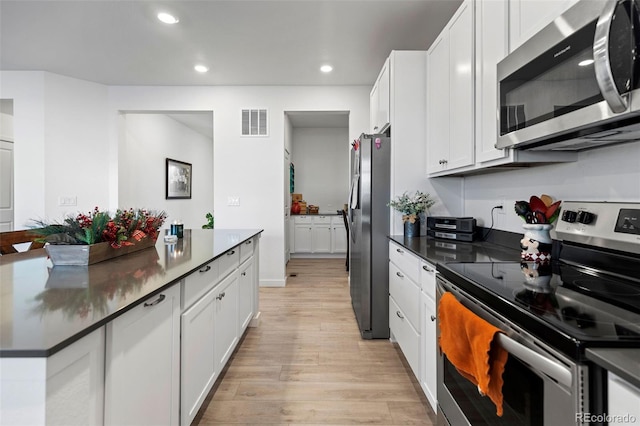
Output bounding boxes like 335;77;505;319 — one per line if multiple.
495;333;572;388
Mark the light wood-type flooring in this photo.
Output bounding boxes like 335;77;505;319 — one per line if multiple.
194;258;436;425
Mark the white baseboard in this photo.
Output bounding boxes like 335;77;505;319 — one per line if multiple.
259;278;286;287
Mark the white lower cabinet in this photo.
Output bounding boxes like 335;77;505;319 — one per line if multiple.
215;272;239;369
0;328;105;426
389;242;439;413
608;372;640;425
420;291;438;412
181;286;218;426
238;256;255;333
105;284;180;426
292;215;346;254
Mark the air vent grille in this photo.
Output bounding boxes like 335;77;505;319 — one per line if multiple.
241;109;268;136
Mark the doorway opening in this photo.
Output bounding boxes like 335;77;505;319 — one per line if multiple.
283;111;350;281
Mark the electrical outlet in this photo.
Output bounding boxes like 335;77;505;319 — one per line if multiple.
497;197;506;214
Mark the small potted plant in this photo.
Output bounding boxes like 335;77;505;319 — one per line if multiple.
388;191;436;237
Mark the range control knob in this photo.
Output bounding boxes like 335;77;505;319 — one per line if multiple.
576;211;596;224
562;210;578;223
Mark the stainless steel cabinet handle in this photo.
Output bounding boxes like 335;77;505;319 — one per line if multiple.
227;250;235;256
216;291;226;300
594;0;628;113
422;265;434;273
396;248;404;253
245;240;252;244
430;315;436;322
396;271;404;278
241;272;246;276
396;311;404;319
144;294;165;307
199;265;211;273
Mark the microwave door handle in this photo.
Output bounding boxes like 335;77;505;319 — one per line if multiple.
593;0;629;113
495;333;572;389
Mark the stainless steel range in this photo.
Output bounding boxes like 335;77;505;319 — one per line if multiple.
436;202;640;426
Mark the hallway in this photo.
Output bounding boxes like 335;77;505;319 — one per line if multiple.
194;258;436;425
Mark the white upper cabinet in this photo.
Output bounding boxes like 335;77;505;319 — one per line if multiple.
370;58;390;133
427;0;475;175
508;0;580;53
427;0;577;177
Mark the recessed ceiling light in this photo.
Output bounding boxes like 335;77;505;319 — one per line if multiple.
157;12;179;24
578;59;594;67
194;64;209;73
320;65;333;73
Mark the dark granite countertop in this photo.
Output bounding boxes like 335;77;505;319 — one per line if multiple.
0;228;262;358
586;348;640;389
388;234;521;265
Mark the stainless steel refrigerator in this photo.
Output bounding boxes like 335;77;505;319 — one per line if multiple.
348;133;390;339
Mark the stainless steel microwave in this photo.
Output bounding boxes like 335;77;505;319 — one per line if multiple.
497;0;640;151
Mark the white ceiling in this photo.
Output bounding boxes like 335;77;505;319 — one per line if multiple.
0;0;462;87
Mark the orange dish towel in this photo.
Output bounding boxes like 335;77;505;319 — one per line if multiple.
438;292;509;416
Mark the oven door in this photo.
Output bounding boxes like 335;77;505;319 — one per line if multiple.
436;276;586;426
496;0;639;150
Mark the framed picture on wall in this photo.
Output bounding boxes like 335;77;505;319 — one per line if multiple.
166;158;192;199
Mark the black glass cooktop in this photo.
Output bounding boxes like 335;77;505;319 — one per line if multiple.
439;261;640;360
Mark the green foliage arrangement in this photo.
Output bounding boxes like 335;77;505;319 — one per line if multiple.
388;191;436;216
30;207;167;248
202;212;214;229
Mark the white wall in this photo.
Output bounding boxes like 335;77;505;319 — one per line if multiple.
0;71;110;228
463;141;640;234
291;127;349;212
120;113;214;229
108;85;370;287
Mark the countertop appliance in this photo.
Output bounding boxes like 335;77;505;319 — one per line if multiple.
436;201;640;425
426;216;477;242
497;0;640;151
349;133;390;339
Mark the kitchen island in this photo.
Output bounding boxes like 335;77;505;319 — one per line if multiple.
0;228;262;425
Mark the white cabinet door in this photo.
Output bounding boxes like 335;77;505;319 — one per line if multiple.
508;0;579;52
294;225;312;253
447;0;474;170
105;285;180;426
331;223;347;253
370;58;390;133
608;372;640;425
376;58;390;132
238;257;255;332
426;34;450;174
215;272;239;368
180;286;217;426
475;0;509;163
426;0;474;174
312;224;332;253
420;291;438;412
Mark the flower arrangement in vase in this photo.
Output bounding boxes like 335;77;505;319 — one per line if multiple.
30;207;167;265
388;191;436;237
514;195;561;261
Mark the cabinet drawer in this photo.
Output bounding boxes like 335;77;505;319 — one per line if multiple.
389;296;420;378
294;215;312;224
182;260;220;310
240;238;254;264
389;242;420;283
313;215;332;224
420;260;437;301
219;247;240;279
389;262;420;330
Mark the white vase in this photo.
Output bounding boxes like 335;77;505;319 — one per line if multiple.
520;224;553;261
